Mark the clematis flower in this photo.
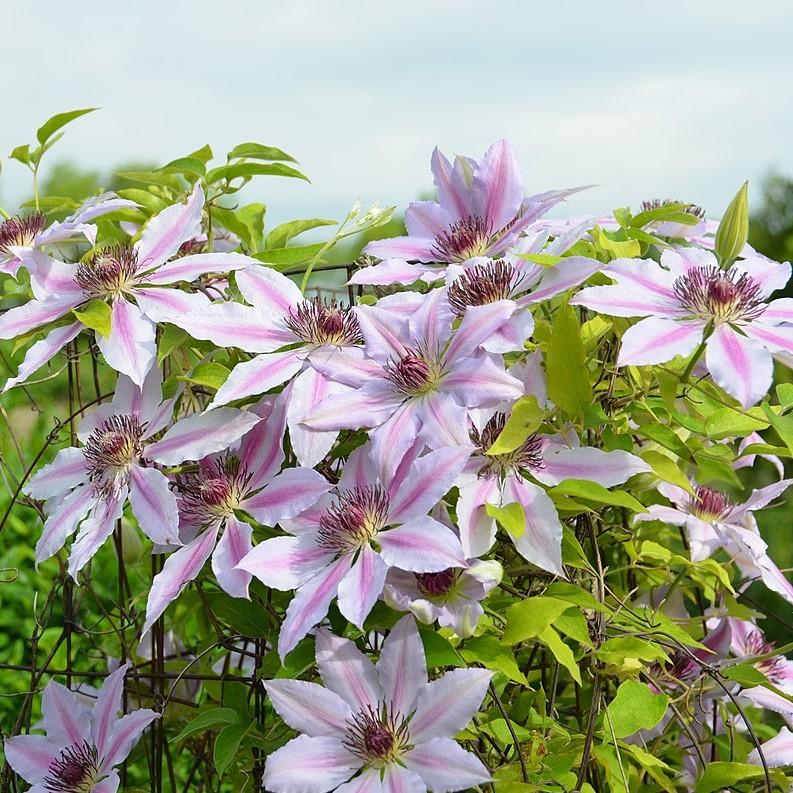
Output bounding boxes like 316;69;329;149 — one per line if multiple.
0;183;258;386
303;287;522;477
237;442;470;658
0;192;138;278
635;479;793;604
353;139;582;286
177;265;363;467
24;366;260;577
4;662;158;793
263;615;491;793
570;247;793;407
142;395;331;634
457;411;649;576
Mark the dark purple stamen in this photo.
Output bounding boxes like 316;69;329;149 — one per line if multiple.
75;246;140;299
415;568;460;598
0;213;47;255
285;298;363;346
673;265;764;323
317;486;390;553
431;215;493;262
447;260;522;316
43;740;100;792
640;198;706;221
343;704;410;763
384;350;432;395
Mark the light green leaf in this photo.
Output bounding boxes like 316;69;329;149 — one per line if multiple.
207;162;308;184
485;395;544;455
503;597;573;645
227;142;297;162
640;450;694;494
161;156;206;178
265;218;336;250
546;303;591;418
173;707;239;743
694;762;764;793
178;362;230;390
253;244;325;268
549;479;645;512
73;300;111;337
704;407;768;439
592;226;641;259
485;501;526;539
419;627;464;668
37;108;97;145
214;722;250;778
539;626;581;684
460;637;526;684
606;680;669;738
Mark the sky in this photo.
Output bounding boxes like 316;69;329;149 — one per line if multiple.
3;1;793;229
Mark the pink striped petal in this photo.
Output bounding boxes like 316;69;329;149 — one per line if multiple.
749;726;793;768
473;139;523;230
405;201;454;239
315;628;382;711
307;346;383;388
26;446;87;500
431;147;472;222
408;287;453;351
335;768;383;793
111;365;164;427
481;309;535;354
376;615;427;716
617;317;705;366
381;763;426;793
534;446;650;487
68;193;139;225
142;527;219;635
607;258;678;300
456;474;500;558
440;353;522;405
355;305;409;361
145;407;261;465
26;251;83;301
94;663;129;758
136;183;203;270
96;299;156;387
286;367;341;468
212;515;253;598
706;324;773;408
364;236;436;263
129;465;180;545
242;467;332;526
404;738;491;789
93;771;121;793
208;350;303;409
3;734;56;783
572;283;680;318
144;252;256;285
102;708;159;767
416;391;470;449
35;485;94;563
369;398;422;480
524;257;603;304
180;302;291;352
348;258;437;286
134;286;210;324
237;533;334;590
42;680;90;745
236;266;302;314
265;680;351;737
378;516;466;573
263;735;360;793
733;256;791;299
279;555;353;658
444;300;516;363
238;396;287;489
759;297;793;324
337;545;388;629
68;487;126;576
0;296;78;340
745;320;793;356
303;381;404;432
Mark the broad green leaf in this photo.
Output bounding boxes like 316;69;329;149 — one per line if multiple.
189;144;214;163
157;325;189;363
694;762;764;793
514;252;563;267
73;300;111;337
161;156;206;178
419;627;464;668
777;382;793;411
704;407;768;439
631;201;701;229
539;626;581;684
485;395;544;455
173;707;239;742
554;609;593;648
597;636;669;666
635;422;690;459
722;662;772;687
9;144;31;165
503;597;573;645
461;636;526;684
561;525;591;569
605;680;669;738
227;142;297;162
640;450;694;494
117;188;168;215
485;501;526;539
114;170;184;190
179;362;230;390
253;244;325;268
763;403;793;455
214;722;250;778
265;218;336;249
547;304;591;418
275;638;316;679
206;162;308;184
544;582;609;612
549;479;645;512
37;108;97;144
203;592;268;636
592;226;641;259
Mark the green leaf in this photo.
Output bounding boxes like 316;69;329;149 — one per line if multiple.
694;762;764;793
631;201;701;229
114;170;185;190
178;362;230;390
161;156;206;178
173;707;239;743
419;627;463;668
157;325;189;363
538;626;581;684
37;108;97;145
597;636;669;666
485;501;526;539
265;218;336;249
554;609;593;648
214;722;250;778
546;304;591;418
203;593;268;636
704;407;768;439
722;662;772;687
763;403;793;456
73;300;111;337
9;144;31;165
503;597;573;645
777;382;793;411
640;450;694;494
253;244;325;268
206;162;308;184
549;479;645;512
227;142;297;162
606;680;669;738
714;182;749;264
635;422;690;459
592;226;641;259
461;636;526;684
485;395;544;455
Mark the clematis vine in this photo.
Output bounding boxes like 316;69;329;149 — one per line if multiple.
177;265;364;467
353;138;582;286
571;247;793;407
237;442;470;658
4;663;158;793
0;183;258;386
635;479;793;604
142;394;331;634
24;366;260;577
263;616;492;793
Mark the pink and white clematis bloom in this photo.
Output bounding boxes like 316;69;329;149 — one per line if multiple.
571;247;793;407
24;366;260;578
353;138;582;286
263;616;492;793
457;415;649;576
0;183;257;386
303;287;522;477
177;265;364;467
237;442;470;658
4;662;158;793
142;395;331;634
0;192;138;278
635;479;793;604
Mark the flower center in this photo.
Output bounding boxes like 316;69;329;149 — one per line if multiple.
447;260;522;316
178;455;249;526
75;246;139;300
689;486;731;520
673;265;764;324
742;629;787;683
43;740;100;793
384;348;442;396
344;705;411;767
83;415;144;498
0;212;47;254
285;298;363;346
470;413;545;476
317;486;390;554
415;568;461;599
431;215;493;263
